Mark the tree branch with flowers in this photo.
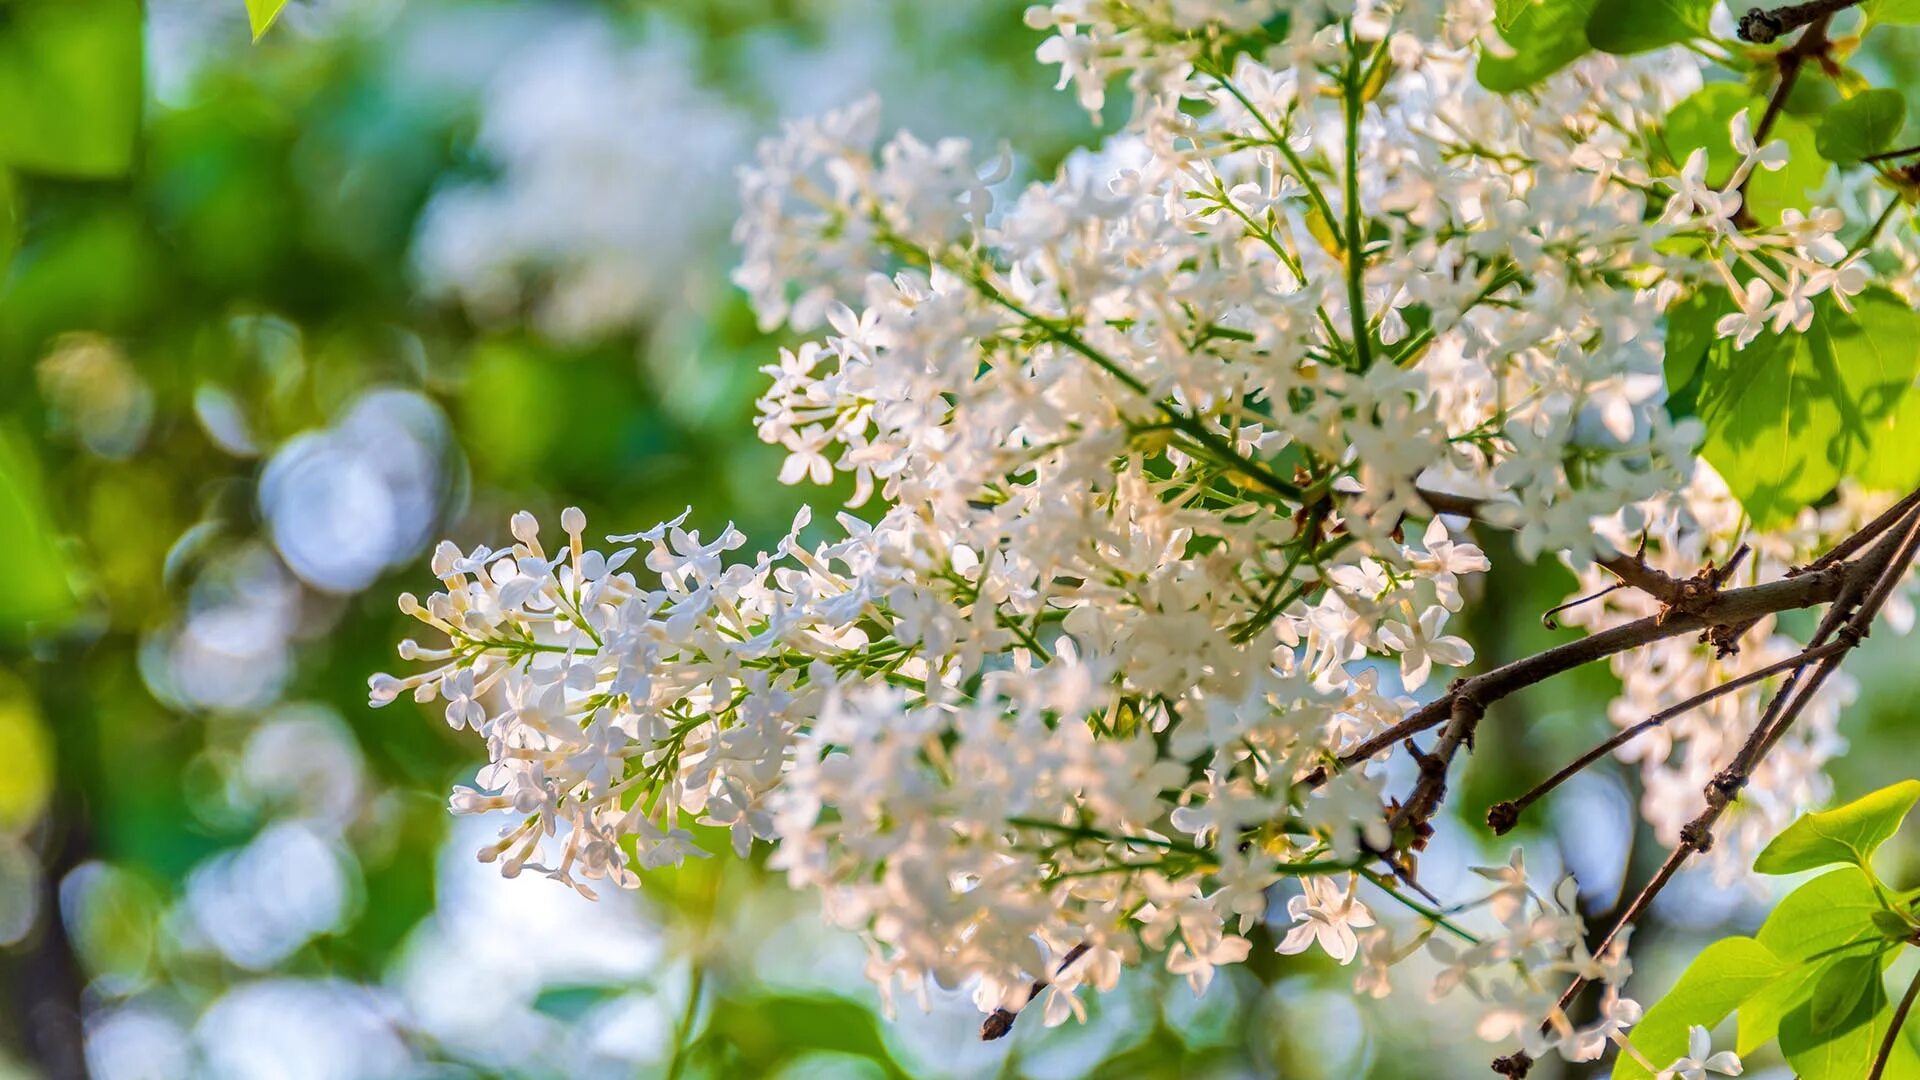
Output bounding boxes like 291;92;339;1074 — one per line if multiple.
372;0;1920;1075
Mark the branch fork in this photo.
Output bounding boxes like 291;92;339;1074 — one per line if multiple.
1521;499;1920;1072
1363;486;1920;1075
1602;542;1749;627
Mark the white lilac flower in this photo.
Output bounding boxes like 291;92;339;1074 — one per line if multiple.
1657;1026;1744;1079
1275;877;1376;964
378;0;1920;1052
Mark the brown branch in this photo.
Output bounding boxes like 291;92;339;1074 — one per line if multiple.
1869;967;1920;1080
1355;484;1907;795
1538;503;1920;1045
1594;548;1688;606
1486;636;1849;835
1752;12;1834;145
1325;561;1849;771
1737;0;1860;44
1411;485;1735;612
1388;692;1487;852
1400;487;1920;1073
1391;489;1920;1070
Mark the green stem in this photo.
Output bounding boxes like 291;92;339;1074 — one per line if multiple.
1212;186;1352;359
1388;265;1522;367
1209;75;1343;249
954;261;1304;501
1009;816;1211;856
666;962;707;1080
1341;29;1374;371
1358;868;1479;943
1232;531;1361;646
1849;198;1903;260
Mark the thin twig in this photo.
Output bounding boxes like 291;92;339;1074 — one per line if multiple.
1539;502;1920;1037
1800;486;1920;574
1542;583;1623;630
1389;691;1486;849
1324;562;1849;771
1864;142;1920;164
1486;637;1850;834
1752;13;1832;144
980;942;1093;1040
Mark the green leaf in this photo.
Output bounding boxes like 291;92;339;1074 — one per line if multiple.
1742;867;1891;1053
1496;0;1534;29
1478;0;1597;92
1859;375;1920;492
1758;868;1891;963
1662;286;1736;414
1808;951;1883;1033
1671;289;1920;528
245;0;291;41
0;0;142;178
1614;936;1789;1080
1866;0;1920;26
1664;84;1756;175
1746;114;1826;226
1816;89;1908;163
531;984;628;1022
1586;0;1711;53
1755;780;1920;874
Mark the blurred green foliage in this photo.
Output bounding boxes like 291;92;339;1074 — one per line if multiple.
0;3;1112;1076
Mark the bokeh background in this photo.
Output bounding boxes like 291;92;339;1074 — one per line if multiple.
1;2;1917;1078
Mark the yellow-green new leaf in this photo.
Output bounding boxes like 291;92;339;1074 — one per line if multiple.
1614;936;1789;1080
1754;780;1920;875
1867;0;1920;22
245;0;291;41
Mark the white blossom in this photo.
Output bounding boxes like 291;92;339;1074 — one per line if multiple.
378;0;1920;1055
1656;1026;1743;1080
